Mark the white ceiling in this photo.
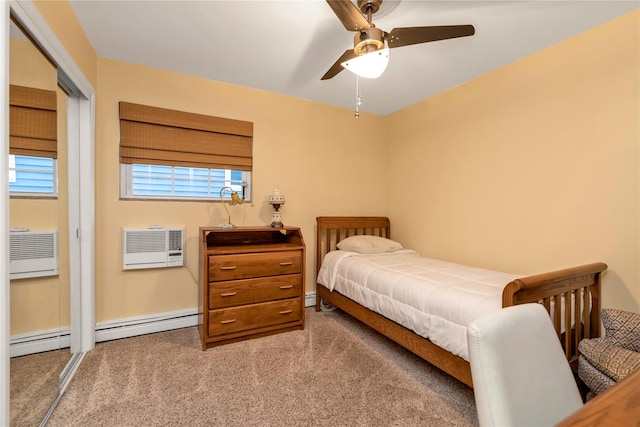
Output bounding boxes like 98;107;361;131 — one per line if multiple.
67;0;638;116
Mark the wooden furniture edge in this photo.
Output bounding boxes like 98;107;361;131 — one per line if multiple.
555;364;640;426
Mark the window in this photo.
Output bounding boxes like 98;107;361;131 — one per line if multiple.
119;102;253;201
9;85;58;197
121;164;250;200
9;154;57;195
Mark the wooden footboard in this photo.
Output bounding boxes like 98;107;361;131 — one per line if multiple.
315;216;607;387
502;262;607;371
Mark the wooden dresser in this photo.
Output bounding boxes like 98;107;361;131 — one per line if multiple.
198;226;305;350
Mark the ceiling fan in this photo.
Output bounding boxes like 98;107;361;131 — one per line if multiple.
322;0;475;80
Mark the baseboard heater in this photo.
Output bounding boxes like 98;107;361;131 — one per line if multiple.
10;327;71;357
11;294;318;356
95;308;198;343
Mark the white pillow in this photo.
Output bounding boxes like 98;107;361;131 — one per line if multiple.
336;235;403;254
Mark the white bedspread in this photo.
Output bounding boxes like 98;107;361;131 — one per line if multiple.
317;250;520;361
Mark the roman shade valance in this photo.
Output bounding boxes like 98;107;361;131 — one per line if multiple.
119;102;253;171
9;85;57;159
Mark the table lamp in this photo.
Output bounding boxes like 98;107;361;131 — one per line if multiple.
219;186;243;228
268;186;285;228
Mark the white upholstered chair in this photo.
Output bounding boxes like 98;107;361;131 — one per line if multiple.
467;303;583;427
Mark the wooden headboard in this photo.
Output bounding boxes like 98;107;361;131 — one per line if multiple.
315;216;390;275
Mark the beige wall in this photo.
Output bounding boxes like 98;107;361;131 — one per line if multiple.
19;3;638;331
33;0;98;88
386;11;639;312
95;58;387;322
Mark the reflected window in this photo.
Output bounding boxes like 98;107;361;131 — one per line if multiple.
9;154;57;196
9;85;57;197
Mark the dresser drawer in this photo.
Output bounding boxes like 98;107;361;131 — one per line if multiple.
209;274;301;308
208;298;301;337
208;250;301;281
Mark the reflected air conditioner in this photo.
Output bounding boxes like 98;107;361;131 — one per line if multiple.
10;230;59;279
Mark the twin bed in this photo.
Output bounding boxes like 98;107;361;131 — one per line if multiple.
314;216;607;387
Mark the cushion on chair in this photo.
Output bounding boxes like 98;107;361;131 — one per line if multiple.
578;338;640;382
601;308;640;352
578;354;617;396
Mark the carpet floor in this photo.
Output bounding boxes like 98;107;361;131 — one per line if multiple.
11;348;70;427
46;308;478;426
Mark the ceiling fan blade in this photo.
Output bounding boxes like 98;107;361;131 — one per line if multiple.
387;25;475;48
326;0;370;31
321;49;358;80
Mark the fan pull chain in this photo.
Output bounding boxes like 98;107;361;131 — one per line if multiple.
355;76;362;118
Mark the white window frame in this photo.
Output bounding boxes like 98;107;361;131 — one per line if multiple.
120;163;252;202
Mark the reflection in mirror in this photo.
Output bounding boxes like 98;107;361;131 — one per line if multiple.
8;17;71;427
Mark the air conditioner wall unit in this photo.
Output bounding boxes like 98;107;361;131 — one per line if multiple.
10;230;59;279
123;228;184;270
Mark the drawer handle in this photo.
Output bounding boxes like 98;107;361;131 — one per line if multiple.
220;266;237;271
279;310;293;315
279;285;293;290
279;261;294;266
220;292;237;297
220;319;236;324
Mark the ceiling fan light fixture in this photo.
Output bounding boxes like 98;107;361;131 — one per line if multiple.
341;47;389;79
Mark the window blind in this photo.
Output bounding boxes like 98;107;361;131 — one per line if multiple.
119;102;253;171
9;85;57;159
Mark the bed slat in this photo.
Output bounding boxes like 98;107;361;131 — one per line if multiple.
582;288;591;340
564;291;572;360
574;289;582;359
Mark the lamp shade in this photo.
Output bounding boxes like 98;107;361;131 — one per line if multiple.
230;190;243;205
341;48;390;79
268;186;285;206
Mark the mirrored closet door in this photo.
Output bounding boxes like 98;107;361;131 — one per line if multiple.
6;1;96;423
8;17;72;427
